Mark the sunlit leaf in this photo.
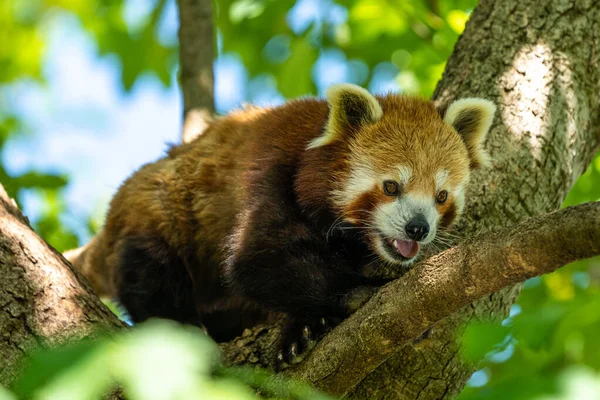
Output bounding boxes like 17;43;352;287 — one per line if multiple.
12;339;101;398
446;10;469;34
0;386;16;400
223;366;334;400
544;272;575;301
277;38;317;97
230;0;265;23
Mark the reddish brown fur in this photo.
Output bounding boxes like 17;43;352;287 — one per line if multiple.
440;202;458;228
344;187;395;222
72;99;330;299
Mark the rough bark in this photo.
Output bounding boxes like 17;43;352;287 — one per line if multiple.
177;0;215;143
0;187;126;386
346;1;600;398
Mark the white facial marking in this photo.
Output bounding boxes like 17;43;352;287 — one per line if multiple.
333;163;375;208
454;185;466;216
373;237;397;264
398;165;412;185
435;169;450;191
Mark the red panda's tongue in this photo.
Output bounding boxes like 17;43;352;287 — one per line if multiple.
393;239;419;258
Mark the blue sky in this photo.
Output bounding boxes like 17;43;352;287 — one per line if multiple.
2;0;400;243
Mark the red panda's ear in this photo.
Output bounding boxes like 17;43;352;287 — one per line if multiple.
307;84;382;149
443;98;496;169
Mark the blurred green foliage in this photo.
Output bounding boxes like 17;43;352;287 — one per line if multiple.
0;0;178;252
1;0;600;399
216;0;477;97
2;320;331;400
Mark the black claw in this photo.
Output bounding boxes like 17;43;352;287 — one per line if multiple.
275;351;290;372
199;323;209;335
289;342;298;358
302;326;311;340
278;316;344;366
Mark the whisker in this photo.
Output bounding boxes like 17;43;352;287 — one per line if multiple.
436;229;463;240
433;237;454;245
326;214;346;241
337;226;376;231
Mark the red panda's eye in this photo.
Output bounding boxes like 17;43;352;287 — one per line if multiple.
436;190;448;204
383;180;399;196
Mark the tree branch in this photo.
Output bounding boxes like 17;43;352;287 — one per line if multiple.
0;186;126;386
225;203;599;396
176;0;215;143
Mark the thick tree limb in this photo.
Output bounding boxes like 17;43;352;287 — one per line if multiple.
287;202;600;396
0;186;126;386
177;0;215;143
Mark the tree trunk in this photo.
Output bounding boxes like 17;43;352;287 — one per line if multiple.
348;0;600;398
177;0;215;143
0;187;126;386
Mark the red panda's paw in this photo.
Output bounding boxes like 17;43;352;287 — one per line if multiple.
276;316;342;370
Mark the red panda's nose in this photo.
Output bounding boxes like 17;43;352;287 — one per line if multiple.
405;215;430;241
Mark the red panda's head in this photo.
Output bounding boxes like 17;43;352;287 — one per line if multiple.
307;84;495;266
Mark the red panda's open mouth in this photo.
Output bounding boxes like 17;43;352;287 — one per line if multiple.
383;237;420;260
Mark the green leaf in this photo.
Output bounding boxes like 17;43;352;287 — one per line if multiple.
12;339;102;398
462;321;510;362
277;39;317;98
512;304;566;351
0;385;17;400
222;366;334;400
13;172;68;190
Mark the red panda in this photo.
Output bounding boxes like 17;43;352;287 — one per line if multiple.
66;83;495;365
